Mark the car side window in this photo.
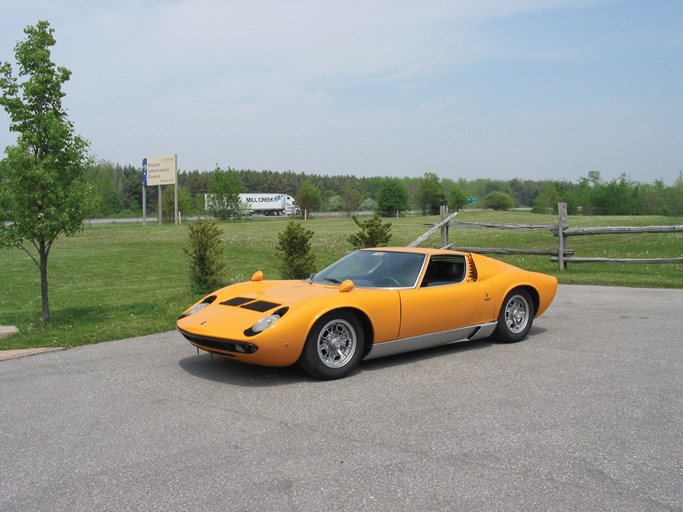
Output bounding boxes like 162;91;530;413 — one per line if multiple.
420;255;466;287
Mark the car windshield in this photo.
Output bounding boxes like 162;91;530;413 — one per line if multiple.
310;250;427;288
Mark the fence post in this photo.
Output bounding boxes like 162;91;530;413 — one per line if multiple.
440;205;449;248
558;202;568;271
409;210;459;247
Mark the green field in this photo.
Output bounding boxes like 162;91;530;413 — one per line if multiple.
1;211;681;350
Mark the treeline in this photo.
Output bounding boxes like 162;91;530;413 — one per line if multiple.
84;161;683;218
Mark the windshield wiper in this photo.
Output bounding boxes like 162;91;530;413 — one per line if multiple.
323;277;343;284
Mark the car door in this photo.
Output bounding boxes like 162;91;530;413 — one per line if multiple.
397;254;494;339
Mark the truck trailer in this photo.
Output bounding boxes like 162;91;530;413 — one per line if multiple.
239;193;299;216
205;193;299;216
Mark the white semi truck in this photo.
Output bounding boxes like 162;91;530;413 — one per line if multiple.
205;193;299;216
239;193;299;216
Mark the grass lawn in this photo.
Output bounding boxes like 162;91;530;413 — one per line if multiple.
1;210;681;350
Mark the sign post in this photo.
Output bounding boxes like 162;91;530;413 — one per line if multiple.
142;154;178;225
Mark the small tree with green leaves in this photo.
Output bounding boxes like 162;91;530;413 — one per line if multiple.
185;220;226;295
208;166;242;220
277;221;316;279
347;215;392;249
162;185;192;222
449;186;467;211
342;184;363;217
0;21;93;324
416;172;445;214
532;182;560;214
296;180;321;218
376;178;409;217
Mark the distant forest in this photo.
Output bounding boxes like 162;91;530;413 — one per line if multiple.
84;161;683;219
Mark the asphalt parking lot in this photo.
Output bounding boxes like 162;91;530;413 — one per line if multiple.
1;284;681;511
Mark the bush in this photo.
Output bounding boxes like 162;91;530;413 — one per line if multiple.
483;191;516;210
347;215;392;249
277;221;316;279
185;220;226;294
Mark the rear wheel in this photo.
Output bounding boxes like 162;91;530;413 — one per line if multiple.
493;289;534;343
298;311;364;380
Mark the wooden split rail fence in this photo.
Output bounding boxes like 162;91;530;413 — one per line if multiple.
414;203;683;271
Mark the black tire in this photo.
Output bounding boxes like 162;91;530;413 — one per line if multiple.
493;288;534;343
298;311;364;380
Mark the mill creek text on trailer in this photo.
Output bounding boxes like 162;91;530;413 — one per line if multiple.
205;193;299;216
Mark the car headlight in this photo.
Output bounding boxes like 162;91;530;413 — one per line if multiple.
186;302;210;316
180;296;216;318
252;314;281;333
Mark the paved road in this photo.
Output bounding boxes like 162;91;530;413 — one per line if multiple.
1;285;681;511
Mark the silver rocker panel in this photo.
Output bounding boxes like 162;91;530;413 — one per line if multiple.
364;322;498;361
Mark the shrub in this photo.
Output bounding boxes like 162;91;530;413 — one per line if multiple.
185;220;226;294
347;215;393;249
483;191;516;210
277;221;316;279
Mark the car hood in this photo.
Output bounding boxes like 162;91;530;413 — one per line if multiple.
214;279;343;306
176;280;352;338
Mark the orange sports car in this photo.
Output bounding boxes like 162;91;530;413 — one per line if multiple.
177;247;558;380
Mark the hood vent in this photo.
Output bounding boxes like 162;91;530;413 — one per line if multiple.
241;300;280;312
221;297;254;307
220;297;281;312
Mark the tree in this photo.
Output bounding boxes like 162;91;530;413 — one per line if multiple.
347;215;392;249
0;21;93;324
360;197;378;211
342;184;363;217
326;194;344;212
277;221;316;279
416;172;445;214
532;182;559;214
117;164;144;214
376;178;409;217
207;166;242;220
671;171;683;216
587;173;639;215
448;186;467;212
296;180;321;218
162;185;192;222
85;160;123;217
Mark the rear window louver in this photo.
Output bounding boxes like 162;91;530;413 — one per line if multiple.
466;254;478;282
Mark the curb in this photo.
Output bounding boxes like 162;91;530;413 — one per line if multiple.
0;347;66;361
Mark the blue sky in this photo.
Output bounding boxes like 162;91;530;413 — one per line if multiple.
1;0;681;183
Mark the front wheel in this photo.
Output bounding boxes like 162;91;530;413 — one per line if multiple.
298;311;364;380
493;289;534;343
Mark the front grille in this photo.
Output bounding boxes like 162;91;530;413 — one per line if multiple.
177;328;258;354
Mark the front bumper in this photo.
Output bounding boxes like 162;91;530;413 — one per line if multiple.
177;327;258;356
